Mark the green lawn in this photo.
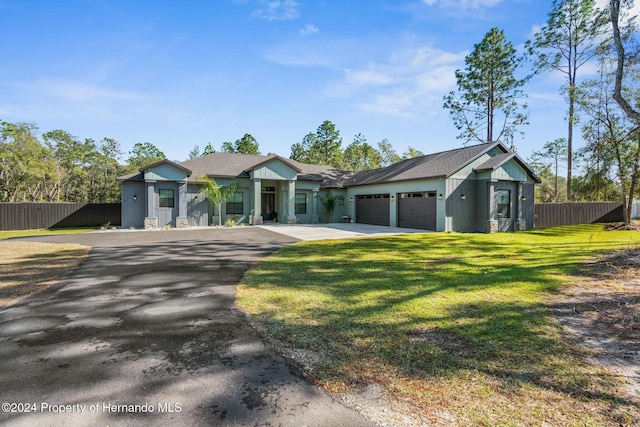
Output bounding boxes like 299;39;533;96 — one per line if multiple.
0;228;95;240
237;225;640;426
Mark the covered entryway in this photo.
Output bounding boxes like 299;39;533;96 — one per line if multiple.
355;194;390;226
397;192;437;230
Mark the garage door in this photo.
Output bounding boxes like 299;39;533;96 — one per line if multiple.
398;192;437;230
355;194;390;226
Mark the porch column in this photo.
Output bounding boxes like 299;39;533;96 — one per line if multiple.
311;190;319;223
485;181;497;233
144;180;158;229
253;178;262;225
287;180;297;224
176;180;188;228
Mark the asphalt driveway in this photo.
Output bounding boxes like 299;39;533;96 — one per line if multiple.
0;228;372;426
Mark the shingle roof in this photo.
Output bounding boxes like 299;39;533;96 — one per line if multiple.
342;141;502;187
118;141;540;186
474;152;514;172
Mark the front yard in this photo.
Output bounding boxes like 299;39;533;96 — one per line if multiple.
0;229;91;307
237;225;640;426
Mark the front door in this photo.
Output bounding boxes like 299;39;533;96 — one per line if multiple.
157;184;178;228
262;193;275;221
495;185;514;232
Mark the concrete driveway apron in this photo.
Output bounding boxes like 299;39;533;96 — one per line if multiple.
0;228;372;427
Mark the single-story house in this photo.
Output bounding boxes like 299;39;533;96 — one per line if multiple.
118;141;541;233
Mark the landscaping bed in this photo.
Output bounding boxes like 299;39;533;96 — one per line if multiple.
237;225;640;426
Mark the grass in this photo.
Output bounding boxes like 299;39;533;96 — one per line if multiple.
0;227;95;241
0;228;91;307
237;224;640;426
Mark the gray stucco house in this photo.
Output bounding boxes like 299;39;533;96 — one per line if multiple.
118;141;540;233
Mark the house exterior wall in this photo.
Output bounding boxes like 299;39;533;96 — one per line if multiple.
121;182;146;228
345;180;447;231
144;164;188;182
121;148;538;232
445;178;478;232
251;160;298;180
187;184;208;226
317;189;347;223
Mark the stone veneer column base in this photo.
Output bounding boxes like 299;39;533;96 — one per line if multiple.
253;216;263;225
176;217;188;229
485;220;498;234
286;216;297;224
144;217;158;229
514;219;527;231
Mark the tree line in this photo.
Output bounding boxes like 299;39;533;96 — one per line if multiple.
0;119;420;203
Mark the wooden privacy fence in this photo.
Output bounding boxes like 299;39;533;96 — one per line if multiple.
0;203;121;231
534;202;624;229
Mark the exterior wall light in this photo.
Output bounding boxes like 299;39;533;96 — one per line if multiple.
390;195;395;201
521;196;526;201
133;195;137;201
349;197;353;203
460;194;466;200
438;194;443;200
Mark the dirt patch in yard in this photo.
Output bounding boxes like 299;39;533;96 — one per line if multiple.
0;241;89;308
550;247;640;398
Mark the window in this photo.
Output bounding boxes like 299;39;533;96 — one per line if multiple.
295;193;307;214
159;189;174;208
226;192;243;214
496;190;511;218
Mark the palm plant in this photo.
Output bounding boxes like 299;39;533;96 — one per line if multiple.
197;175;238;227
320;194;338;223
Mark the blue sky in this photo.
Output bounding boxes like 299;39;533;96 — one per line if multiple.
0;0;631;164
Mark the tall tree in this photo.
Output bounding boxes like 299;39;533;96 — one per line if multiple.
342;133;383;171
0;121;55;202
527;0;608;200
233;134;261;154
290;132;316;164
402;147;426;159
444;27;530;147
95;138;122;203
606;0;640;223
377;139;401;167
313;120;343;167
529;138;568;202
126;142;165;171
202;142;216;156
188;145;201;159
43;130;97;202
290;121;343;167
219;134;260;155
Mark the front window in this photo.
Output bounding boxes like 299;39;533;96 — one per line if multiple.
226;192;243;214
159;189;174;208
496;190;511;218
295;193;307;214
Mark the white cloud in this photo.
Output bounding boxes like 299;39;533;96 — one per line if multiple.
252;0;299;21
300;24;319;36
0;79;155;123
327;46;466;117
422;0;503;9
